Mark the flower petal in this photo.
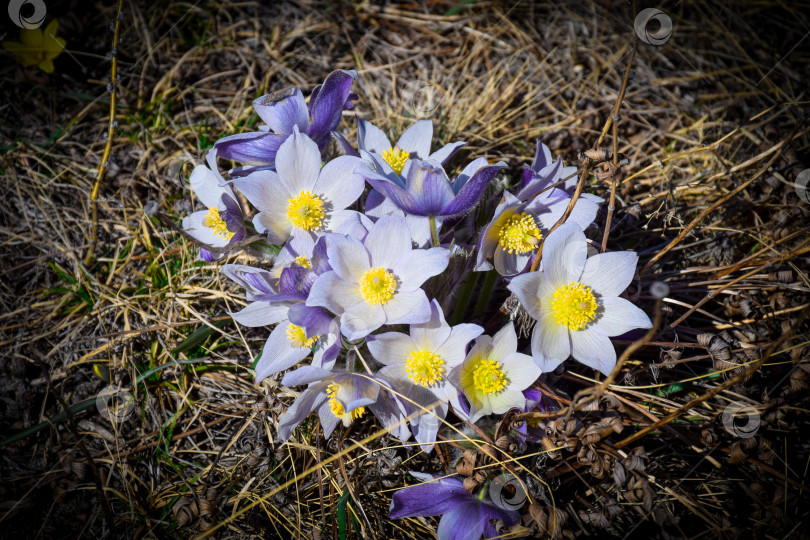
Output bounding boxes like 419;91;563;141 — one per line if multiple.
500;352;542;391
383;290;431;326
364;215;412;269
214;131;284;166
277;383;329;441
275;127;322;194
255;323;312;382
541;221;587;287
592;296;652;337
189;164;233;209
357;118;392;153
531;312;570;371
396;119;433;158
313;155;364;210
436;501;486;540
326;234;370;283
307;69;356;148
507;270;551;320
440;161;506;217
182;211;229;247
570;326;617;376
389;477;469;519
580;251;639;297
406;159;455;215
429;141;466;165
253;88;308;135
367;332;417;366
392;247;450;291
229;301;289;327
231;169;286;213
306;271;363;314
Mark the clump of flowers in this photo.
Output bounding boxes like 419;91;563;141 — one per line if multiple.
177;70;660;539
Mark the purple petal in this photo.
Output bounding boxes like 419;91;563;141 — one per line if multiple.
288;304;334;338
389;477;469;519
406;159;454;215
307;69;356;148
281;365;334;387
229;301;289;327
221;264;277;300
365;177;424;215
277;382;330;441
215;132;284;166
440;161;506;217
253;88;308;136
436;501;486;540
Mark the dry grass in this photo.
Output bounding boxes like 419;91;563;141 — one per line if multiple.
1;0;809;538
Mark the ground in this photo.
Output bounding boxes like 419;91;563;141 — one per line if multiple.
0;1;809;538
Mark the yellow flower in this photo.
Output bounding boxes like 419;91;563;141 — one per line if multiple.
2;19;66;73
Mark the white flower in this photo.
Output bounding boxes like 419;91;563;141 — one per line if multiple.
507;222;653;376
448;323;541;423
366;300;483;451
232;127;364;245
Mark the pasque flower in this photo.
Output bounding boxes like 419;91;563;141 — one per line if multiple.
221;265;289;328
306;215;450;340
215;69;357;171
517;139;603;203
507;222;653;376
2;19;65;73
181;164;245;261
351;118;465;174
389;474;520;540
277;366;410;442
367;300;483;451
232;127;364;245
357;156;506;221
449;323;541;423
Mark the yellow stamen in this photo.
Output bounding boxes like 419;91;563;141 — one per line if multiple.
286;324;317;349
551;281;598;330
293;255;311;269
359;267;397;305
405;350;445;387
326;383;366;424
382;146;410;175
202;207;234;240
472;359;508;395
497;212;542;254
286;190;325;231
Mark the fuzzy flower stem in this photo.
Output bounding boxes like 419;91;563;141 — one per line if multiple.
473;270;498;317
428;215;440;248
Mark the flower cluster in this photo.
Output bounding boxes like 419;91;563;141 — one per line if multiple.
180;71;654;539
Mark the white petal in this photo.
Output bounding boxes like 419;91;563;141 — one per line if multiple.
592;296;652;337
541;222;587;286
432;324;484;370
580;251;639;297
326;234;370;283
357;119;392;153
396;119;432;158
306;271;362;314
392;247;449;291
367;332;417;366
364;215;412;269
487;389;527;416
489;323;518;362
342;302;386;339
190;164;232;209
382;290;431;326
570;327;617;376
314;155;365;211
275;128;321;194
500;352;542;391
253;211;292;245
231;169;286;213
531;312;570;369
229;301;289;327
255;323;311;382
507;271;550;320
182;211;229;247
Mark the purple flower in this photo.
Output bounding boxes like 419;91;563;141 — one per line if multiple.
181;164;245;260
215;70;357;171
357;156;506;221
277;366;410;442
306;215;450;340
518;139;603;204
231;128;365;245
389;474;519;540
